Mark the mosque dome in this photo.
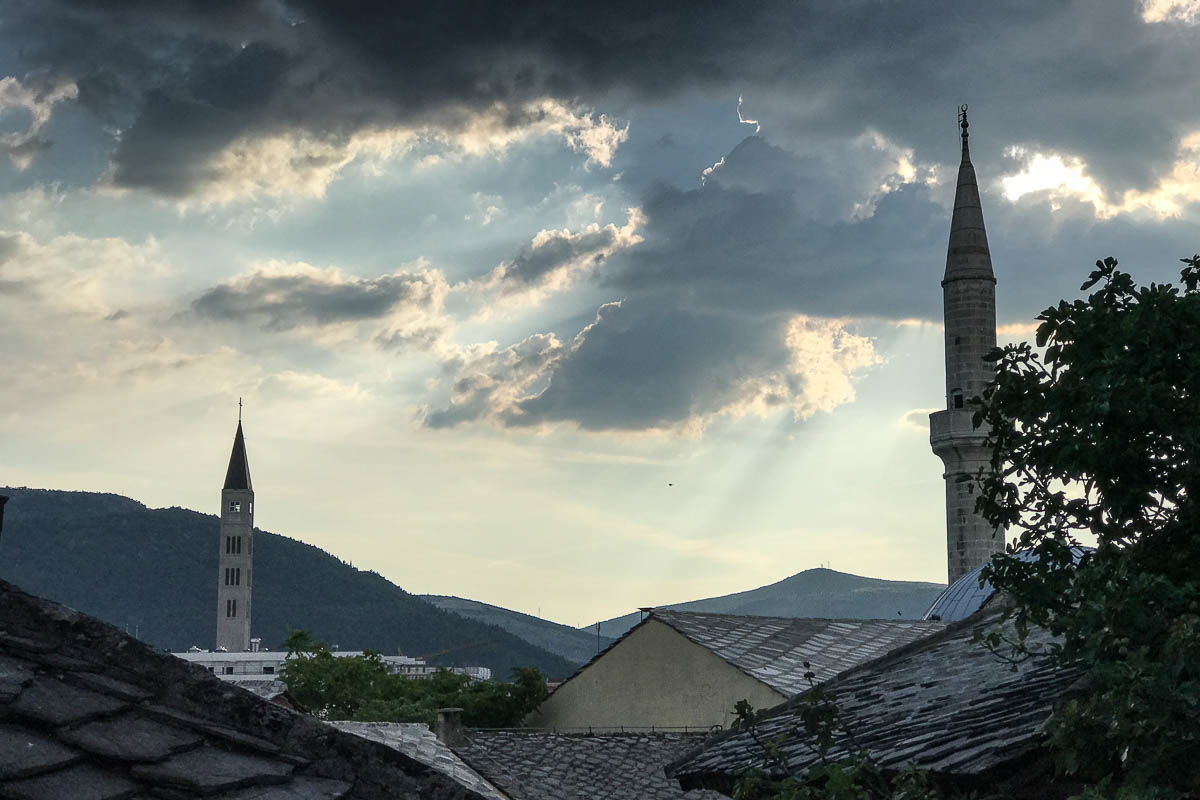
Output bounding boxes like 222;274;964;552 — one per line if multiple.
922;563;996;622
923;547;1091;622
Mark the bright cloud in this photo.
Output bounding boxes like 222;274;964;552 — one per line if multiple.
128;99;628;209
1141;0;1200;23
782;316;881;418
1001;133;1200;219
0;229;166;316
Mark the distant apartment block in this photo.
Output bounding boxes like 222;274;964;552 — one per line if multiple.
174;648;492;682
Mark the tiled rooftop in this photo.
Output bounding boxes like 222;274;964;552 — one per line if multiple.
332;722;508;800
0;578;490;799
454;730;725;800
652;610;945;695
668;604;1080;787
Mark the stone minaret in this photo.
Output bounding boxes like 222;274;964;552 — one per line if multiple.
930;106;1001;584
216;416;254;651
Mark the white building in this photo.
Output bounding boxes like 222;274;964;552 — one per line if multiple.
174;648;491;682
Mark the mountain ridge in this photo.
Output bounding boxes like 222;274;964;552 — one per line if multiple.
581;567;946;638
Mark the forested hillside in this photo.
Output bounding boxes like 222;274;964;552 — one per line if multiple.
0;487;576;679
421;595;615;666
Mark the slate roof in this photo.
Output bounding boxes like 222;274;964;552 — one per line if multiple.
668;603;1080;789
651;610;945;695
224;420;253;491
331;722;508;800
227;679;300;709
453;730;726;800
0;578;489;799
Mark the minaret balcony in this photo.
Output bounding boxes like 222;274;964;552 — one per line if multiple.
929;408;990;450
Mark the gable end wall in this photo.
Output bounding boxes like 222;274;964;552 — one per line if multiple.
527;618;787;731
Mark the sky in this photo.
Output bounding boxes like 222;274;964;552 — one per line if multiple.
3;0;1200;628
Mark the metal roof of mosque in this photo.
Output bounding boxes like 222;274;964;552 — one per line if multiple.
0;578;488;799
668;603;1080;789
651;610;945;696
923;548;1092;623
922;564;996;622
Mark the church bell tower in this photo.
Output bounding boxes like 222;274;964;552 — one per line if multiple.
929;106;1002;584
216;411;254;651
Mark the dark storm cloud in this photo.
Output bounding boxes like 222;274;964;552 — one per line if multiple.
8;1;1200;196
494;227;615;288
605;135;947;320
191;268;441;331
508;300;790;431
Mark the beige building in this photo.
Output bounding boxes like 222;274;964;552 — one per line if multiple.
528;610;943;731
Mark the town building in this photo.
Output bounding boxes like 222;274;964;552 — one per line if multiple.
667;601;1079;799
527;610;942;731
174;648;491;682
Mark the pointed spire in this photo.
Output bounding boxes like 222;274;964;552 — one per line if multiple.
223;420;252;491
943;104;995;286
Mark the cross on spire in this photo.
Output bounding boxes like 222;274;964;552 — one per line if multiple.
238;397;242;422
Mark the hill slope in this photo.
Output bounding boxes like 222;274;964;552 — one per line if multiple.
585;568;946;638
421;595;615;666
0;488;576;679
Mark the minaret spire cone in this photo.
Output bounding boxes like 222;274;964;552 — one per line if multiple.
930;105;1002;584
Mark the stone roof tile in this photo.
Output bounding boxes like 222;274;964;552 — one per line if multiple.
9;676;128;726
0;724;80;780
129;744;294;792
1;762;139;800
59;712;204;762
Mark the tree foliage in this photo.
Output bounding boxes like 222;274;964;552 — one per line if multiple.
730;674;942;800
977;256;1200;798
279;629;548;727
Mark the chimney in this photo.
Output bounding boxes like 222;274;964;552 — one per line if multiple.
435;707;464;746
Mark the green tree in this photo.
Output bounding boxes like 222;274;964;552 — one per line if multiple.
976;256;1200;798
279;630;547;727
729;685;941;800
